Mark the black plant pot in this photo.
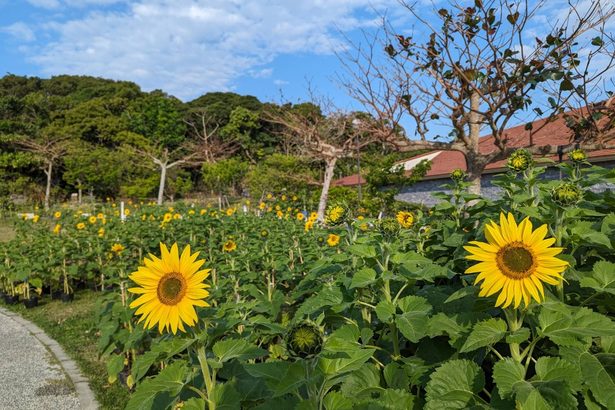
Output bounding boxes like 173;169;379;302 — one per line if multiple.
61;293;74;303
5;295;19;305
23;297;38;309
51;290;63;300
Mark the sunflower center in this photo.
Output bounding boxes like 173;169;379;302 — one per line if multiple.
497;243;535;279
157;273;186;305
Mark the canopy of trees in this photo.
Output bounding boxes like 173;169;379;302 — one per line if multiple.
0;74;408;213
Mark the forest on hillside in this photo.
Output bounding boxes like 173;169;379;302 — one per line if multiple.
0;74;426;214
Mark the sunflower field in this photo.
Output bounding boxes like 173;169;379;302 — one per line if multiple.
2;152;615;410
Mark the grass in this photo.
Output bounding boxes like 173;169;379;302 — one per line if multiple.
4;291;130;410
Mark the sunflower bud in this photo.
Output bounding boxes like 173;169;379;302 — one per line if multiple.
260;229;269;238
378;218;400;237
324;205;347;225
568;148;587;164
507;149;533;173
286;322;323;359
450;168;466;182
551;182;583;207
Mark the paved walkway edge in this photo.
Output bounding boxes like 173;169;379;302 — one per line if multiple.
0;307;99;410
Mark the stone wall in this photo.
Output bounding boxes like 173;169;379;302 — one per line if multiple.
395;161;615;206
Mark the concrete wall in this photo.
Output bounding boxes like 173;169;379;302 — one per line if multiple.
395;161;615;206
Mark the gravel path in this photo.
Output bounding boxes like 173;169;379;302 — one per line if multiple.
0;308;93;410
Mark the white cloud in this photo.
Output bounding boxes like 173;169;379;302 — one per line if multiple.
2;22;36;42
27;0;397;100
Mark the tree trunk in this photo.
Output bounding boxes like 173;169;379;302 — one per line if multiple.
44;161;53;211
77;178;82;204
467;91;483;195
157;164;167;205
317;157;338;221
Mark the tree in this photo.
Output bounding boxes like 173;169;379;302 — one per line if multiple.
13;92;70;209
184;108;239;164
267;103;381;220
201;157;250;203
123;92;190;205
343;0;615;193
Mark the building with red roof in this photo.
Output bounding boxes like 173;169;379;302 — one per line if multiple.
333;111;615;205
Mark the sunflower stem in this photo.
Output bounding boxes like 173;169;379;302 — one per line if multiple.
197;345;216;410
553;208;566;301
504;308;524;363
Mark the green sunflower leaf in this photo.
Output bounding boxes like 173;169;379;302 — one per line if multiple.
460;318;508;353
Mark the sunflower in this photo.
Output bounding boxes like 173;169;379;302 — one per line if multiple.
163;213;173;223
396;211;415;228
98;227;105;237
89;216;97;224
304;220;314;232
297;212;305;221
128;243;210;334
325;205;346;225
76;222;86;230
465;213;568;309
54;211;62;219
223;240;237;252
327;233;340;247
53;224;61;234
111;243;125;254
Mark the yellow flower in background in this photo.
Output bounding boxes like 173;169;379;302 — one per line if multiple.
200;209;207;215
275;205;281;211
188;209;195;215
223;240;237;252
292;195;298;201
266;193;273;199
396;211;415;229
327;234;340;247
111;243;125;254
128;243;211;334
325;205;346;225
281;195;287;201
53;224;61;234
259;202;266;210
124;209;131;216
76;222;86;230
465;213;568;309
141;215;146;221
297;213;305;221
97;213;104;219
32;215;40;223
276;210;284;219
305;220;314;232
357;215;364;221
54;211;62;219
359;223;369;231
173;213;182;220
89;216;97;224
309;212;318;221
226;208;235;216
163;213;173;223
98;227;105;237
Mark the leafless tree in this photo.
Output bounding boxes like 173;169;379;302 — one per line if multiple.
15;135;68;210
341;0;615;194
266;103;379;220
184;109;240;163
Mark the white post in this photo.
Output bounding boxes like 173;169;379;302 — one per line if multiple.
120;201;126;222
243;205;248;214
378;211;383;220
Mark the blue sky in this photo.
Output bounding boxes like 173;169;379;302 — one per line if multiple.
0;0;410;108
1;0;613;138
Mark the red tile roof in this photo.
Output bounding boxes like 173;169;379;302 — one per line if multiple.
333;109;615;186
